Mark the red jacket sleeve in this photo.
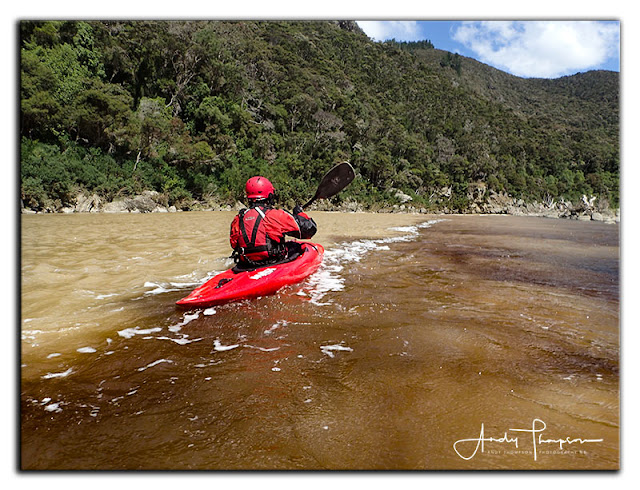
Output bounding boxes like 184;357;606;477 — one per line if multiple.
265;209;300;240
229;215;240;249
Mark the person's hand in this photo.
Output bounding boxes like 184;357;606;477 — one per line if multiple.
292;204;303;215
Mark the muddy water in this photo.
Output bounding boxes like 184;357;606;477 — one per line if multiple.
20;212;619;470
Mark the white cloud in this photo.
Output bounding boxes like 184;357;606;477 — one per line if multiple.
452;21;619;78
356;21;421;42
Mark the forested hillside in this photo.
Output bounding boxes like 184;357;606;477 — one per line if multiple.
20;20;620;212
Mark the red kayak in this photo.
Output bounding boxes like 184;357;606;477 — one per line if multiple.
176;242;324;308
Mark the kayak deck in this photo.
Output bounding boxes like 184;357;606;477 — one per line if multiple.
176;242;324;308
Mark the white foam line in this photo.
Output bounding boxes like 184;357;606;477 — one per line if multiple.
42;367;73;379
169;281;201;288
172;269;224;290
307;219;444;305
320;344;353;358
244;345;281;352
143;282;181;295
156;336;203;345
22;329;43;341
96;293;119;300
264;320;287;335
388;225;418;233
118;326;162;339
168;312;200;333
138;359;174;371
213;339;239;351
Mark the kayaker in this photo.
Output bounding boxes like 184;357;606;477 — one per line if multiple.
230;176;317;267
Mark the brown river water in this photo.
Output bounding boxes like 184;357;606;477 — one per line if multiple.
20;211;619;470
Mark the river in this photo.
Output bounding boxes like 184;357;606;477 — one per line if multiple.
20;211;619;470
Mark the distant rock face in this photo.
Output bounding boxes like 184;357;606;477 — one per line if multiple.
25;190;176;214
75;194;102;213
102;201;128;213
394;190;413;204
463;189;618;223
124;193;157;213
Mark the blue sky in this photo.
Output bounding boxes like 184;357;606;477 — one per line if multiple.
356;21;620;78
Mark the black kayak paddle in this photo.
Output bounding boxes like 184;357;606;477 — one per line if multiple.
302;162;355;209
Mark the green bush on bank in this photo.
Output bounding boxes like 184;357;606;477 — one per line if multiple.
19;21;619;213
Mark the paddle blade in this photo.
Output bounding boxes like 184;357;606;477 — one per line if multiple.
303;162;355;208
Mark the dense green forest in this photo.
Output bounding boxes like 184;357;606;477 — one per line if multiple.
20;20;619;212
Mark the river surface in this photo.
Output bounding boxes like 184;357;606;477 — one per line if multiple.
20;211;619;470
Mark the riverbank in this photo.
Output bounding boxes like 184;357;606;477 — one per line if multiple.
20;189;620;224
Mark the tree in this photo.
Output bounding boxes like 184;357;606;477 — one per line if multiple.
19;20;619;211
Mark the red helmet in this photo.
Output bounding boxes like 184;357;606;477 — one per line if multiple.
245;176;275;200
